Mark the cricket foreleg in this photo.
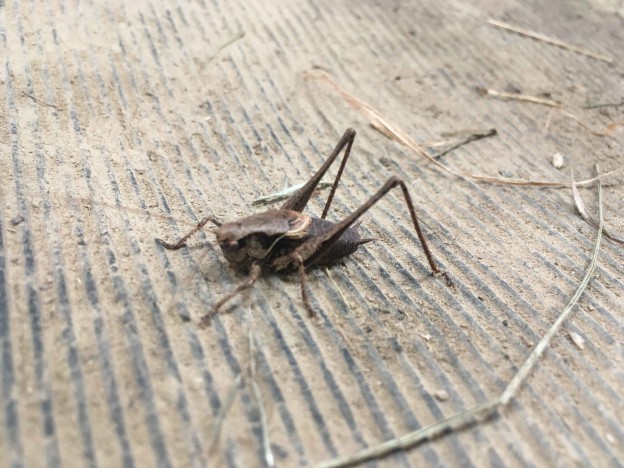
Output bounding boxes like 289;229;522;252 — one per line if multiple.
294;254;316;318
156;216;222;250
199;263;262;327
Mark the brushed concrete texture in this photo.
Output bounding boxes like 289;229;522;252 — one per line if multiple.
1;0;623;467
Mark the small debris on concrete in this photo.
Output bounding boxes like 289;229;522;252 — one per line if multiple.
552;152;565;169
569;331;585;350
10;214;25;226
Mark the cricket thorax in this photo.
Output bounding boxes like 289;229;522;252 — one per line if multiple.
215;209;312;265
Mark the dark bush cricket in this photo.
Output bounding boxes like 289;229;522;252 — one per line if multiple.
156;128;451;325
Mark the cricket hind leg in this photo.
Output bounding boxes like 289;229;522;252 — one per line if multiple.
199;263;262;327
280;128;356;217
282;176;452;286
320;131;355;220
156;216;222;250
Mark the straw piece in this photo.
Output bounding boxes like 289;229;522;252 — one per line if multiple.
487;19;613;63
477;87;562;108
207;375;243;454
310;72;624;188
248;320;276;468
500;167;603;404
253;181;333;206
571;171;624;244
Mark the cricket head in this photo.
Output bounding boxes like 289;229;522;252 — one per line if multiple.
215;209;311;266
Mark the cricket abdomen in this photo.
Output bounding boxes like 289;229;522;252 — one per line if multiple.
302;217;372;265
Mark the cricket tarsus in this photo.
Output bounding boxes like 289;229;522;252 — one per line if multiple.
199;263;262;327
157;128;451;323
156;216;222;250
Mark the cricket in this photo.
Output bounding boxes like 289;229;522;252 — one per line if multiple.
156;128;451;325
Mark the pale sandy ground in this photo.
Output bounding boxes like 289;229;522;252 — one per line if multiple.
1;1;623;467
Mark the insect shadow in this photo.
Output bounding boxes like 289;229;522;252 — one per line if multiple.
156;128;452;325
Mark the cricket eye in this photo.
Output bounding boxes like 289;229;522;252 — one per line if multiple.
227;239;241;249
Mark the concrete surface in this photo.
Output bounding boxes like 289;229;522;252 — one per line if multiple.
1;0;623;467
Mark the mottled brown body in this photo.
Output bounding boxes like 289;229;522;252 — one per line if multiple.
219;214;372;270
156;128;448;323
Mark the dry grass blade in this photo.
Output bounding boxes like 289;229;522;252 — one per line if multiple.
571;171;624;244
431;128;497;159
315;73;475;185
479;89;623;137
560;111;624;137
310;72;624;188
487;19;613;63
20;90;62;110
248;312;275;468
500;166;604;403
207;374;243;455
204;31;245;66
253;181;333;206
316;172;605;468
316;401;500;468
543;108;555;134
477;87;562;107
206;312;275;466
583;99;624;110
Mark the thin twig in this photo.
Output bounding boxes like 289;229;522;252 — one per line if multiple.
583;99;624;110
317;400;499;468
487;19;613;63
477;87;562;108
248;312;275;468
316;174;605;468
252;181;333;206
560;111;624;137
20;90;61;110
313;73;476;186
500;166;603;403
543;108;555;134
480;89;624;137
571;171;624;244
323;266;351;307
432;128;497;159
205;31;245;66
207;374;243;454
479;88;624;137
310;72;624;187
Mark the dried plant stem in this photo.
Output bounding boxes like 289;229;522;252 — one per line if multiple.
571;171;623;244
248;313;275;468
311;73;624;187
316;174;604;468
583;99;624;110
205;31;245;66
560;111;624;137
253;181;333;206
20;90;61;110
487;19;613;63
314;73;475;186
478;88;562;108
432;128;497;158
207;374;243;454
501;167;603;404
543;108;555;134
480;89;623;136
207;312;274;467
